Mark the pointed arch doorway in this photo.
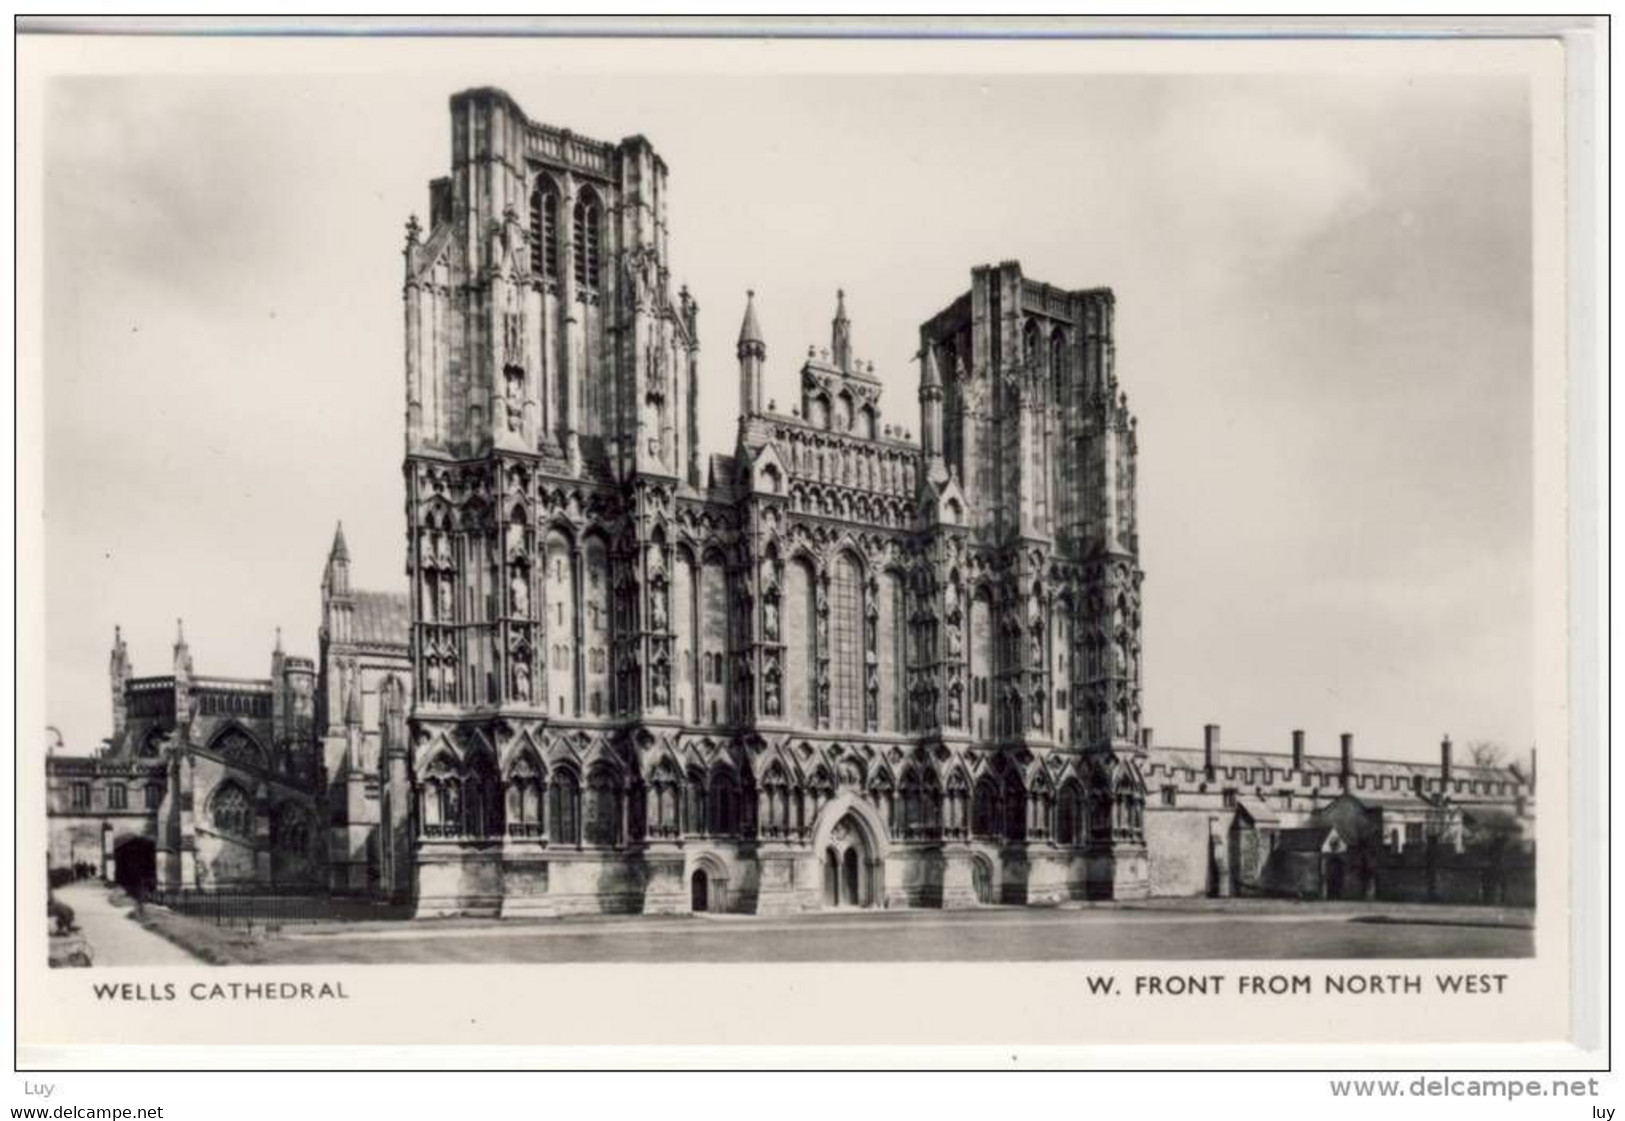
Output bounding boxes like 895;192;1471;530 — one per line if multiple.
820;812;876;909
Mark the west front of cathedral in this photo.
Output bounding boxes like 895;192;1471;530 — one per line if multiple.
396;88;1148;915
48;89;1534;917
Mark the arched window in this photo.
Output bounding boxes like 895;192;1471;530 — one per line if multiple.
1057;780;1082;845
585;765;620;846
973;777;1001;838
1004;774;1027;840
830;553;864;730
573;188;602;289
211;727;265;770
273;805;311;853
210;782;253;839
1050;327;1068;392
529;175;560;280
144;782;164;810
685;767;707;834
549;769;580;845
708;769;739;836
1022;319;1041;366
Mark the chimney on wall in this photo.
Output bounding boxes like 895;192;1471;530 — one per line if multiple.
1291;729;1305;772
1203;723;1220;778
1440;734;1453;783
1339;733;1354;787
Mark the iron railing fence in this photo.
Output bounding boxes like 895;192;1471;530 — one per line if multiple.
140;886;410;931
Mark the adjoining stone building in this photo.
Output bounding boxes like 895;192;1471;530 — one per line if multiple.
1141;725;1536;904
46;87;1535;916
45;536;410;897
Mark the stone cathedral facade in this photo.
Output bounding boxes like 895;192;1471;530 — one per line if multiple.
45;89;1535;916
390;88;1148;916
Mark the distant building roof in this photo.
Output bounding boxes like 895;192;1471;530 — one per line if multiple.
351;590;410;649
1275;826;1335;853
1235;796;1280;825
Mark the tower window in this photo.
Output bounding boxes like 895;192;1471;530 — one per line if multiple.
108;784;128;810
573;189;602;289
530;176;560;280
71;782;90;809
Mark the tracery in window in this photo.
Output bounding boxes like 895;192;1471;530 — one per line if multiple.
529;174;560;280
573;188;602;289
210;782;253;838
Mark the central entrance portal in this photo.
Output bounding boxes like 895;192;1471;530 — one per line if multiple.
819;813;874;909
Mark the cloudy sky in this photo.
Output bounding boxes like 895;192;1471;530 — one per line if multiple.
39;63;1533;765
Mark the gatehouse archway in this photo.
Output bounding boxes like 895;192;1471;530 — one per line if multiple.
113;836;155;896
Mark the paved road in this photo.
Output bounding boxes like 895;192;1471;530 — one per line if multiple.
262;905;1531;965
54;882;199;966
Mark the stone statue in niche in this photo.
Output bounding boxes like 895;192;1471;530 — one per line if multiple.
763;595;779;642
419;530;437;568
437;575;454;622
651;667;669;708
502;311;523;367
510;568;529;616
512;658;532;703
504;366;525;433
947;621;963;659
649;583;668;631
864;600;879;664
505;520;525;562
763;670;781;716
436;534;454;571
947;685;963;727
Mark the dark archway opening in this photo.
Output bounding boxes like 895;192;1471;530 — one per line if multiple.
691;869;709;913
1325;856;1346;899
823;848;839;907
841;847;860;906
113;837;155;896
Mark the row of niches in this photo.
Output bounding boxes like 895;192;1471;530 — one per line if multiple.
772;427;920;494
409;751;1148;848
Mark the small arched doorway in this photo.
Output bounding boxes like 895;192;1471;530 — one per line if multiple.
841;848;860;906
691;869;709;913
971;855;994;904
1325;856;1346;899
823;849;839;907
113;837;155;896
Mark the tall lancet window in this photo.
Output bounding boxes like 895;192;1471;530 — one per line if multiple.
573;188;602;289
530;175;560;280
1022;319;1041;367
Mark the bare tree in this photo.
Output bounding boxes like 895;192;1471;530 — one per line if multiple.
1466;739;1507;768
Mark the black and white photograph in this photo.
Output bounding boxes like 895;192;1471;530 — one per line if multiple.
14;17;1603;1075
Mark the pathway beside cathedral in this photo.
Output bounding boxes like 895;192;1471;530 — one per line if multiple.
53;882;200;966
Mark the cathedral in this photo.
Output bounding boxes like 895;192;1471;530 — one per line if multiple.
390;88;1148;916
45;88;1534;917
